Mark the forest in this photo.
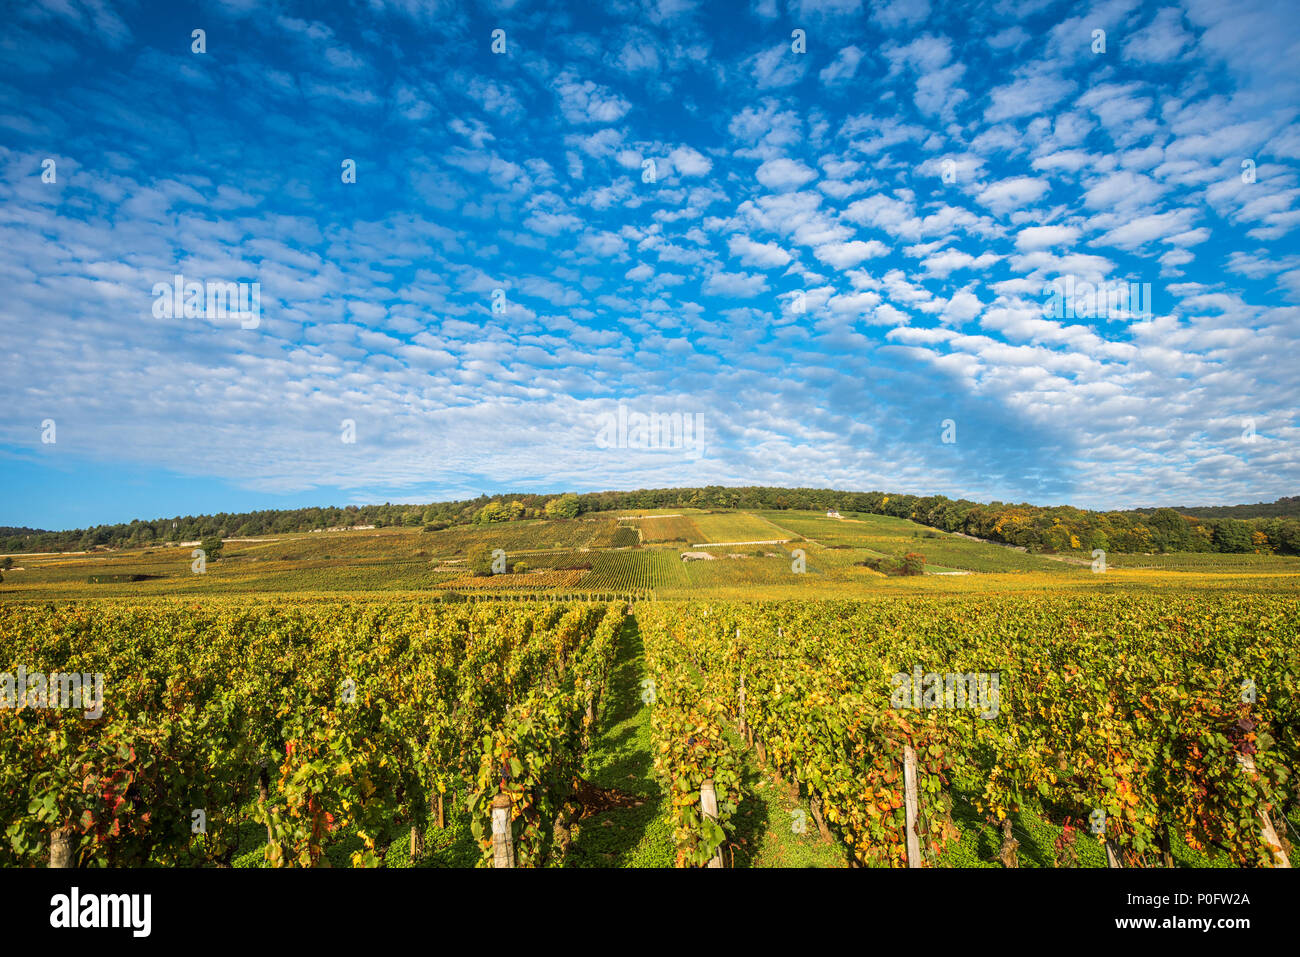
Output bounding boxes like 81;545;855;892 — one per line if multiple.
3;488;1298;557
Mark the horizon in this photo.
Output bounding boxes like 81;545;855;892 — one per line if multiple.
3;0;1298;528
4;481;1293;536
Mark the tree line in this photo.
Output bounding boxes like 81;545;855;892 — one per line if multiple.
3;487;1297;556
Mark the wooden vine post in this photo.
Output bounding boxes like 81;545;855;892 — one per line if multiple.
410;823;424;861
902;743;922;868
49;826;75;868
1238;753;1292;868
258;758;273;844
999;819;1019;868
1159;826;1175;868
491;793;515;868
1104;840;1123;868
738;670;747;739
700;779;723;869
809;796;832;841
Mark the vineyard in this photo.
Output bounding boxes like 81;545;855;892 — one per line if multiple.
635;595;1300;868
0;600;627;868
580;550;689;591
9;509;1300;602
623;514;702;544
1;592;1296;868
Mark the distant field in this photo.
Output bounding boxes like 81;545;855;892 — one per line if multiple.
421;517;615;555
1101;551;1300;571
4;508;1299;601
629;514;701;543
484;549;592;571
758;511;1076;574
579;550;689;591
443;568;587;590
689;512;788;544
680;552;801;589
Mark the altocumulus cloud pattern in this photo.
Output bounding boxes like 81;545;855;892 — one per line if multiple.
1;0;1297;526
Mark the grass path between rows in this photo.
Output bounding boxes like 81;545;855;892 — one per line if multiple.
567;614;846;867
730;739;849;868
562;616;673;866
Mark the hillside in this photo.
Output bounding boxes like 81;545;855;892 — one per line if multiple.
5;506;1298;602
5;487;1299;559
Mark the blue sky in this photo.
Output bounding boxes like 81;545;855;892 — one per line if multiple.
2;0;1298;530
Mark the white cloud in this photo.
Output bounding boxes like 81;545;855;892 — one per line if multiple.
871;0;931;30
668;146;712;177
704;270;769;297
976;176;1050;215
1124;7;1193;63
820;46;864;86
1094;209;1201;250
728;234;793;268
750;45;806;89
921;248;1002;278
555;72;632;124
814;239;888;269
940;287;985;323
984;69;1075;123
756;157;817;191
872;303;910;325
1015;225;1082;250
